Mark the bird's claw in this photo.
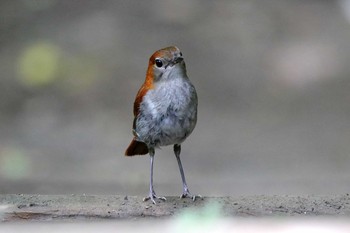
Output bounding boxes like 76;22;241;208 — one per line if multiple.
180;191;202;201
143;194;166;204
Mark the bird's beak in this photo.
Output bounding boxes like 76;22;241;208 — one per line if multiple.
166;56;183;68
174;56;183;64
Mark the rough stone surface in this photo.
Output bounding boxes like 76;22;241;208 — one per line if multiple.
1;194;350;222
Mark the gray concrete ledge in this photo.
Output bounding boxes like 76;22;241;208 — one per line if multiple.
1;194;350;221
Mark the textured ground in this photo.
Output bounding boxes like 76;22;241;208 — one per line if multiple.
1;194;350;222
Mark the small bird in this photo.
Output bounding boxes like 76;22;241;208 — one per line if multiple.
125;46;199;204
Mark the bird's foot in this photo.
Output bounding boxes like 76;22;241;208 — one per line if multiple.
180;189;202;201
143;193;166;204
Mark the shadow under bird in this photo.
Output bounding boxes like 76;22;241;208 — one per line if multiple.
125;46;200;204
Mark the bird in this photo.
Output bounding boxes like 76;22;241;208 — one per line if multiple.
125;46;199;204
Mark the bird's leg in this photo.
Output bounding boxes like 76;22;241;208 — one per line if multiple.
174;144;201;201
143;147;166;204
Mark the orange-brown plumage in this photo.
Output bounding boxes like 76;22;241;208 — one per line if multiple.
125;138;148;155
133;67;154;116
125;81;153;156
125;52;158;156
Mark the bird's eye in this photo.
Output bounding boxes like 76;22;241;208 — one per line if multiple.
155;59;163;68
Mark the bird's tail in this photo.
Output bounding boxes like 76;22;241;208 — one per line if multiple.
125;138;149;156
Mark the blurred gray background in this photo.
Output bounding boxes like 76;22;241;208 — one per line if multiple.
1;0;350;196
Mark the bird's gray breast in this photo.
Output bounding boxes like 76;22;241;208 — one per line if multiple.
136;78;197;147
